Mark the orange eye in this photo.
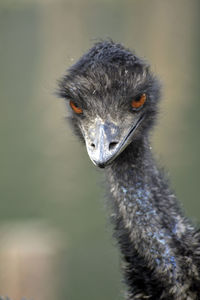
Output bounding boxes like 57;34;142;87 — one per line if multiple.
69;100;83;114
131;93;147;110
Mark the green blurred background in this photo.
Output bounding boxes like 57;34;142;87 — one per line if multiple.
0;0;199;299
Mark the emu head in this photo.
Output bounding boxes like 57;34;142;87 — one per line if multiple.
58;41;160;168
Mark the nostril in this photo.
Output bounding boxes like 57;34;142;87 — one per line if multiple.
109;141;118;151
91;143;95;149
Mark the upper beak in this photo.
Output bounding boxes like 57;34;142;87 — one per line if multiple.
85;121;120;168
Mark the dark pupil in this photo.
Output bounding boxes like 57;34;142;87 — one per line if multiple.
134;95;142;102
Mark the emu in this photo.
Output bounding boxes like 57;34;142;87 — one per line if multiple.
58;41;200;299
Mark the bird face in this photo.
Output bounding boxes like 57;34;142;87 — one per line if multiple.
58;42;160;168
78;97;146;168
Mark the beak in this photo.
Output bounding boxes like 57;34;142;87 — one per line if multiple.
85;116;143;168
85;121;119;168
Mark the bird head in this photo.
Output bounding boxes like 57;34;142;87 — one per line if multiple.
58;41;161;168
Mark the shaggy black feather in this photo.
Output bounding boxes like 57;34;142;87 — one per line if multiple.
58;40;200;300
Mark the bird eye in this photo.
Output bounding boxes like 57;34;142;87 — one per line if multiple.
69;100;83;114
131;93;147;110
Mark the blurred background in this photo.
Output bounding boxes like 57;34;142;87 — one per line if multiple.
0;0;200;299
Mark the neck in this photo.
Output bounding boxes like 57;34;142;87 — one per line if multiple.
106;137;200;299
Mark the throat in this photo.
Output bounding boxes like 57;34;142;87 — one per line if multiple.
107;138;159;238
108;138;152;186
107;138;157;225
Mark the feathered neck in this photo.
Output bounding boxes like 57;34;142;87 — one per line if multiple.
105;137;200;299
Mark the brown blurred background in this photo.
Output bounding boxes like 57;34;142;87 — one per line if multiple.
0;0;199;299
